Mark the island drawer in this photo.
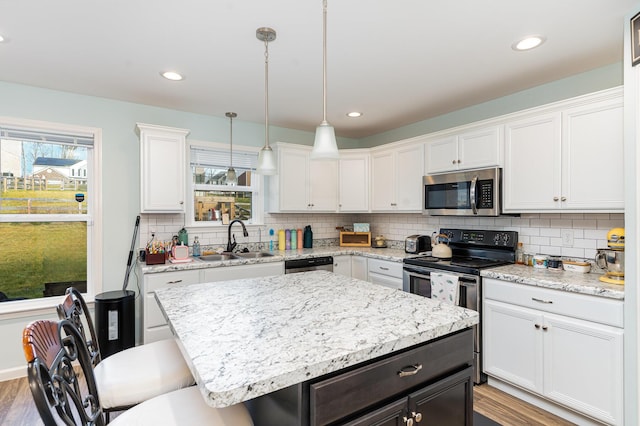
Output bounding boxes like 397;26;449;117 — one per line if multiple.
310;329;473;426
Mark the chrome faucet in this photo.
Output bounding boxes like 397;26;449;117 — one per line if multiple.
226;219;248;253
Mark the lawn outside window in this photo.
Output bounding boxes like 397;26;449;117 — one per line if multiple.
0;117;101;312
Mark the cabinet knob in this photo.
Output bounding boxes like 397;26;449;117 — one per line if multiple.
561;197;567;202
534;324;541;329
403;417;414;426
553;197;559;201
412;412;423;423
542;325;549;331
457;159;461;164
179;201;184;205
452;160;456;164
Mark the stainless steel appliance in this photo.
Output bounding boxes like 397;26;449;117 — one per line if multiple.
423;167;501;216
285;256;334;274
404;234;431;254
403;228;518;383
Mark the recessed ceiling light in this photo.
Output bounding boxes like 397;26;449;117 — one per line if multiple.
347;112;363;118
512;35;546;51
160;71;184;81
0;35;6;43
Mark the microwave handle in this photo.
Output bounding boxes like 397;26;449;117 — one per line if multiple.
470;175;478;215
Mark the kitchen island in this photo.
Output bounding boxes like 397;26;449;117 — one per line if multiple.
155;270;478;425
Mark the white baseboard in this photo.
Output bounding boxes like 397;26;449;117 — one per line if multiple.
0;366;27;382
487;377;606;426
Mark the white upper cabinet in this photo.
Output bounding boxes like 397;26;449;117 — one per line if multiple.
503;88;623;212
371;142;424;212
338;150;370;212
137;123;190;213
267;143;337;212
426;125;502;174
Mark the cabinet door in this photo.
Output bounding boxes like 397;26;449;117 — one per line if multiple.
409;366;473;426
202;262;284;282
309;159;338;211
143;269;201;343
339;154;369;212
483;299;544;394
503;113;562;212
138;123;189;213
371;151;395;211
351;256;368;281
395;144;424;211
342;398;407;426
561;98;624;211
332;255;352;277
458;125;502;170
426;136;458;174
543;312;623;425
278;148;309;211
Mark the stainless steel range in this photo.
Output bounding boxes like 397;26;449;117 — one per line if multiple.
402;228;518;384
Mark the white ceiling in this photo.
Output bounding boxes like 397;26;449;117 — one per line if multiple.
0;1;635;139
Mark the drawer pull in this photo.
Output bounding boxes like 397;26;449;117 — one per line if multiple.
379;266;389;271
397;364;423;378
167;280;183;284
532;297;553;304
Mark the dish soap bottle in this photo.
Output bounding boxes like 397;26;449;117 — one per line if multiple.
192;236;201;257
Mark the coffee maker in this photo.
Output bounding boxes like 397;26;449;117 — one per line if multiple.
595;228;625;285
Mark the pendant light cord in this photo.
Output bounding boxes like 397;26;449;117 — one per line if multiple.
264;38;270;149
229;114;233;168
322;0;328;124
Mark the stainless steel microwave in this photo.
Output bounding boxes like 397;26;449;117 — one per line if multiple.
423;167;501;216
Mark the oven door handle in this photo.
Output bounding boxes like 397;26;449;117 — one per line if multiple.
470;175;478;215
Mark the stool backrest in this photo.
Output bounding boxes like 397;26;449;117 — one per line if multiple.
57;287;102;366
23;319;105;426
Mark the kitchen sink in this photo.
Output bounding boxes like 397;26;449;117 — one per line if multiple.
234;252;275;259
198;253;238;262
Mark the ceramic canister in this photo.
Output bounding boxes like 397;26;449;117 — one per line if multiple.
532;254;548;269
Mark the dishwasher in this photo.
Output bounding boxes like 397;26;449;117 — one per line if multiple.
284;256;334;274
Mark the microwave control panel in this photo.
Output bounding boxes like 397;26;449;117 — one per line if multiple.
476;179;494;208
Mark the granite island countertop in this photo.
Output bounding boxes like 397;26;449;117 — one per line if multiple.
154;270;479;408
481;264;624;300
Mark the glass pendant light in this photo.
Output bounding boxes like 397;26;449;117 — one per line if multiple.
256;27;277;175
310;0;339;160
225;112;238;185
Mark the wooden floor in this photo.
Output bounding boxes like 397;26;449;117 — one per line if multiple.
1;375;574;425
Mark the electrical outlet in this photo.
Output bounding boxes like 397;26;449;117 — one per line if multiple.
561;230;574;246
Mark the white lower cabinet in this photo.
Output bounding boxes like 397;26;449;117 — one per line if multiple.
483;278;623;425
332;255;352;277
352;256;368;281
201;262;283;282
143;269;201;344
367;258;403;290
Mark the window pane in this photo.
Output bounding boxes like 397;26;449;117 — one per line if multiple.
194;190;253;222
192;165;252;186
0;139;89;214
0;222;87;300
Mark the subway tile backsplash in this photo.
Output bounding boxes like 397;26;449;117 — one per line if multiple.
140;212;623;262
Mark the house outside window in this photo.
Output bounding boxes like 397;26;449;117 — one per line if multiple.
188;141;262;226
0;119;101;309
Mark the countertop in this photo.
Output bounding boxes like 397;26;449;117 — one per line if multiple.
154;270;479;408
481;264;624;300
139;246;413;274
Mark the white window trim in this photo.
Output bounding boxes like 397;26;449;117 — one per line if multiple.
0;116;102;315
186;139;264;229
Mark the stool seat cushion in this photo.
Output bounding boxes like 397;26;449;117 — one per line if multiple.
109;386;254;425
95;338;195;409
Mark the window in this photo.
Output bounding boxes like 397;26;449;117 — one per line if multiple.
188;142;262;226
0;119;101;309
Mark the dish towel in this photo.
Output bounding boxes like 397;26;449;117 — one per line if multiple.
430;272;460;305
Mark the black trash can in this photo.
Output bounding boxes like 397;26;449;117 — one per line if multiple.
94;290;135;358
